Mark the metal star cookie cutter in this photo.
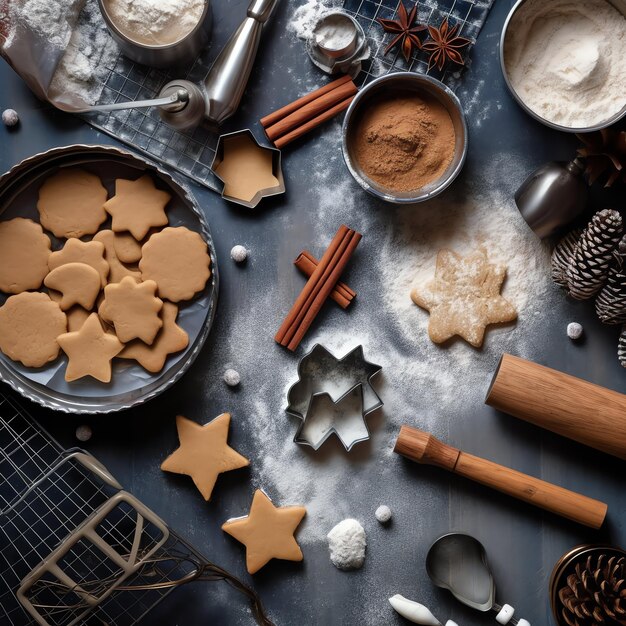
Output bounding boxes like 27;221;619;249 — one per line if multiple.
286;344;383;451
210;129;285;209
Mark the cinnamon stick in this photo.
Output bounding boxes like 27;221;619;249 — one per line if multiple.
265;80;358;142
274;96;355;150
275;225;361;351
276;225;350;345
260;74;352;129
287;230;361;351
294;251;355;309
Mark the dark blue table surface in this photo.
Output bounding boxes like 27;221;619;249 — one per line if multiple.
1;1;625;625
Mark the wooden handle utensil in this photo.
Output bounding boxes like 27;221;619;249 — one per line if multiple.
486;354;626;460
394;425;607;529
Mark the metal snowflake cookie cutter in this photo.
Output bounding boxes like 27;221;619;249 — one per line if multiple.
286;344;383;451
210;129;285;209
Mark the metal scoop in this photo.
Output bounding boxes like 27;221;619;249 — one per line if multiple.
426;533;531;626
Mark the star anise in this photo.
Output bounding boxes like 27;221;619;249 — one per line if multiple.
423;17;471;71
377;1;427;62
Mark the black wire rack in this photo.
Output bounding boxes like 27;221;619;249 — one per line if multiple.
0;393;234;626
342;0;495;88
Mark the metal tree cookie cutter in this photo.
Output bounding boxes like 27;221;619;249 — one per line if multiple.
306;11;371;78
285;344;382;451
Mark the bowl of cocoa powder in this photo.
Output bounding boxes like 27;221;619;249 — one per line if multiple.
342;72;467;203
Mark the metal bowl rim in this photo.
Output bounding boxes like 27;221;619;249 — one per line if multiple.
499;0;626;133
98;0;211;51
341;72;468;205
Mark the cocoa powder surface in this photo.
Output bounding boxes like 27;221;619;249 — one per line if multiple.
353;93;456;193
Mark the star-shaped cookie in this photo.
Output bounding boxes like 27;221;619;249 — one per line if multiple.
410;248;517;348
57;313;124;382
103;175;170;240
161;413;249;501
118;302;189;372
222;489;306;574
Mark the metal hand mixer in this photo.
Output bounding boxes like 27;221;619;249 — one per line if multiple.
75;0;280;130
425;533;531;626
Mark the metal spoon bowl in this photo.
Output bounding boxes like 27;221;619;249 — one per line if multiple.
426;533;495;612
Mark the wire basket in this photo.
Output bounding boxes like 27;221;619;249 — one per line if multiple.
0;393;272;626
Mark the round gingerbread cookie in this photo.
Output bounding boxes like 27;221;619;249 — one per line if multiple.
0;218;51;294
0;292;67;367
37;169;108;238
139;227;211;302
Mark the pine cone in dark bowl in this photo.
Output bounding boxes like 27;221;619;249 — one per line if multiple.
558;552;626;625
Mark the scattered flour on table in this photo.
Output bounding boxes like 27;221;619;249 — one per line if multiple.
213;138;557;555
458;79;501;128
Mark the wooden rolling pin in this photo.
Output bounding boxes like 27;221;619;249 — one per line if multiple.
486;354;626;460
394;425;607;529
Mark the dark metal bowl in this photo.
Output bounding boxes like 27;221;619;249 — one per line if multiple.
550;544;626;625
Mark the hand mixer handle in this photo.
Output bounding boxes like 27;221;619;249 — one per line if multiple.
201;0;280;126
394;425;607;529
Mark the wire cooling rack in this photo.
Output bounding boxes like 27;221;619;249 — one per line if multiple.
85;46;221;194
343;0;494;88
0;393;271;626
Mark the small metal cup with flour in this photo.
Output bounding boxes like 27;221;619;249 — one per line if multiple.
306;11;371;77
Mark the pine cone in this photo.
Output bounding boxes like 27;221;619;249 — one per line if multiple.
566;209;623;300
577;128;626;187
552;229;583;287
618;327;626;369
596;237;626;324
559;554;626;625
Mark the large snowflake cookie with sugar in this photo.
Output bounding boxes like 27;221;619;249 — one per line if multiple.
411;248;517;348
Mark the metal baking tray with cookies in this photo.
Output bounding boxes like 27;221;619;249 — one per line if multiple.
0;144;218;414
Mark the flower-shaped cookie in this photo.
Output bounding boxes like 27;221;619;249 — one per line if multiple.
0;218;51;293
139;227;211;302
37;169;108;238
100;276;163;344
0;292;66;367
